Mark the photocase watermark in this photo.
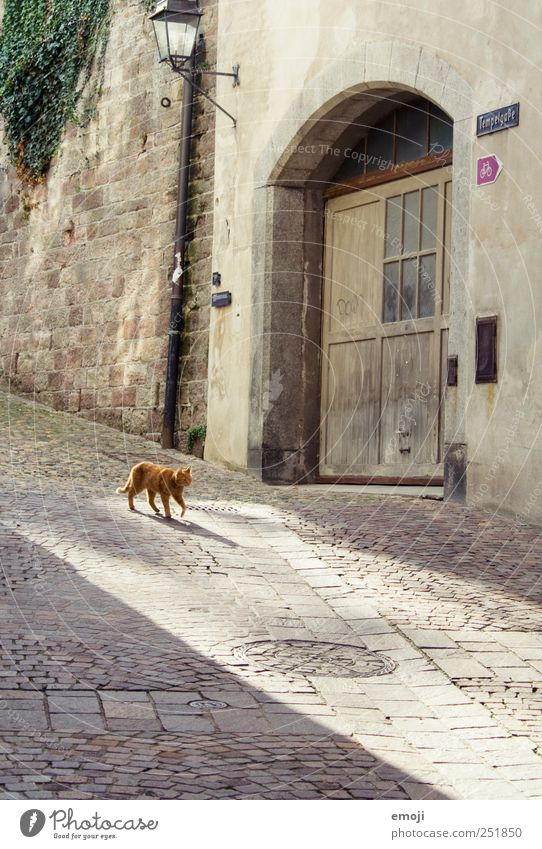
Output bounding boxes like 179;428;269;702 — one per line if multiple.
286;141;448;174
523;194;542;235
0;695;72;754
262;368;285;421
20;809;46;837
20;807;159;839
470;409;526;509
386;381;432;457
514;482;542;526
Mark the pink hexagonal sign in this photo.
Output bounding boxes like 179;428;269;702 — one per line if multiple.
476;154;503;186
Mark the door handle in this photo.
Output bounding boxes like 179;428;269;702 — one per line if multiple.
396;429;411;454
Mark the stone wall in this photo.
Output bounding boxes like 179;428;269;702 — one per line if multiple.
0;0;215;447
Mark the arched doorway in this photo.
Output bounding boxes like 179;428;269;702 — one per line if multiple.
248;63;470;492
319;97;453;483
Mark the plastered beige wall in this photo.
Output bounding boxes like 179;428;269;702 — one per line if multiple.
207;0;542;519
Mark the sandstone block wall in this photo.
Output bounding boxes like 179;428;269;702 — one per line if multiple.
0;0;215;447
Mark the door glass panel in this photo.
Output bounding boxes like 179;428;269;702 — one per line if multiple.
421;186;438;250
385;196;402;257
335;139;366;181
429;104;453;154
402;258;418;320
419;253;436;317
396;104;428;164
331;98;453;187
403;191;419;253
383;262;400;323
382;180;443;323
366;113;394;173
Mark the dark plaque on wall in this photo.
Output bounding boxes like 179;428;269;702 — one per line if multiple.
447;356;458;387
475;316;498;383
476;104;520;137
212;291;232;308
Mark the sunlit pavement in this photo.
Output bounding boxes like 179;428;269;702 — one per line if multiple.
2;391;542;799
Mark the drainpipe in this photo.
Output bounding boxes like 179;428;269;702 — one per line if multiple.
161;52;195;449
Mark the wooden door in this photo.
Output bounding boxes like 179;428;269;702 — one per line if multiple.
320;169;451;481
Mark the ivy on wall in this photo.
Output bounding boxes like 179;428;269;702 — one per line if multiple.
0;0;155;184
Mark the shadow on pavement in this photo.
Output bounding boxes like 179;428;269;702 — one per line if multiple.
0;511;447;800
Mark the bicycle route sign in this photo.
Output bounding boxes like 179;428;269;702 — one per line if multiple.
476;154;503;187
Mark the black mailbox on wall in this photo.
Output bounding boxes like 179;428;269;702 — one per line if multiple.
212;291;232;308
447;355;458;387
475;316;498;383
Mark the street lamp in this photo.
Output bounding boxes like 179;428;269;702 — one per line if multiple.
150;0;240;123
150;1;239;449
150;0;202;72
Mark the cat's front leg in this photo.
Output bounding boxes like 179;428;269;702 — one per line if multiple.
172;493;187;518
147;491;161;514
160;493;172;519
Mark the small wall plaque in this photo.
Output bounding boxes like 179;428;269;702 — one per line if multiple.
212;291;232;308
477;103;519;137
447;356;458;387
476;316;498;383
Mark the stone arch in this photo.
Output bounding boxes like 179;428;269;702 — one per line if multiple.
248;42;473;489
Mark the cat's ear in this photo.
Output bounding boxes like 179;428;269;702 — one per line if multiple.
185;466;192;473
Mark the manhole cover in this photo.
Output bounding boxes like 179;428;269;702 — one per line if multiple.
188;699;228;711
233;640;396;678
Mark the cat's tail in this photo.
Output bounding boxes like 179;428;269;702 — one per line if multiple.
116;479;131;494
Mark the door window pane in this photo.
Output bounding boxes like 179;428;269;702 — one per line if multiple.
366;113;394;173
396;103;428;164
385;196;402;257
429;104;453;154
419;254;436;317
383;262;400;323
330;97;453;184
403;191;419;253
421;186;438;250
402;258;418;320
334;139;366;182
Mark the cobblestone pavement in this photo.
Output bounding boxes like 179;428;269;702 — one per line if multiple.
2;391;542;799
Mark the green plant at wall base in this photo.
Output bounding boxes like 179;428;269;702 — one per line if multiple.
187;425;207;453
0;0;112;183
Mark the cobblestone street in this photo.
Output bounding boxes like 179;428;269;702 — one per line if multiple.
2;391;542;799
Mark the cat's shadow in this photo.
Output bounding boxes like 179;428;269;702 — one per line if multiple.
146;511;239;549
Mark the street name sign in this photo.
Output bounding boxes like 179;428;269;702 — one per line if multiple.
477;103;520;136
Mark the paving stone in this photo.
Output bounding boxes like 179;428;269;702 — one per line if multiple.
47;695;100;713
459;780;526;800
495;634;542;648
50;715;104;732
99;692;150;702
150;691;201;705
509;647;542;661
430;656;495;679
401;629;458;649
212;710;272;733
102;702;155;719
372;701;437;719
106;718;161;731
159;716;215;732
0;710;49;731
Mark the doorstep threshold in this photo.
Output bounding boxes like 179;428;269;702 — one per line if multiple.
287;483;444;499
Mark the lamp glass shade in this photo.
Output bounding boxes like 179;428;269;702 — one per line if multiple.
150;2;202;66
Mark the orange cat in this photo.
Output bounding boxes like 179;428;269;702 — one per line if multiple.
116;462;192;519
